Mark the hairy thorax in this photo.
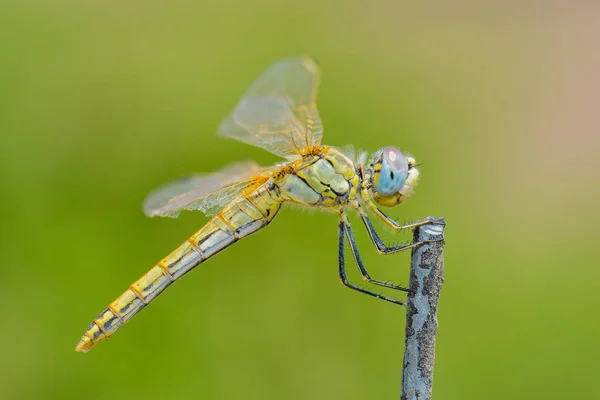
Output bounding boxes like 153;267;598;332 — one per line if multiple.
275;147;360;210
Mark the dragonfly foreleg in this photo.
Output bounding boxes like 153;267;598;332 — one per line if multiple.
358;212;433;256
338;218;406;305
357;206;443;255
364;199;442;231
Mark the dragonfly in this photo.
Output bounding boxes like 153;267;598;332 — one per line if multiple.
76;57;440;353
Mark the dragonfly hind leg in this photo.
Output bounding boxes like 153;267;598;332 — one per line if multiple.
338;219;405;306
341;214;410;293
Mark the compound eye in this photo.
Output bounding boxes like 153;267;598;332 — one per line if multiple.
377;148;408;195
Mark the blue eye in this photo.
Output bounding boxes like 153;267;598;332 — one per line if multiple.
377;148;408;196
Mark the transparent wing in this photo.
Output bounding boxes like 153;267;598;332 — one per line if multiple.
143;161;272;218
218;57;323;159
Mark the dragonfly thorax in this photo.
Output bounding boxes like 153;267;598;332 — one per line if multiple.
275;147;360;209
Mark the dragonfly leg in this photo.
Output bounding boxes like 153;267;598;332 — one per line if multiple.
357;207;442;255
341;214;410;293
363;199;444;231
338;219;405;305
358;211;441;256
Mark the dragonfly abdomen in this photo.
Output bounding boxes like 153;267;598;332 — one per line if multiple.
76;183;282;352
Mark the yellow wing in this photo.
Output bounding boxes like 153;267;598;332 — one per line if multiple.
143;161;274;218
218;57;323;159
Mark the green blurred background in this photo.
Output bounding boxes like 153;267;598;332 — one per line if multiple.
2;1;599;399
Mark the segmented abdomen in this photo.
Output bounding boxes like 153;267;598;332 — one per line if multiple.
76;183;281;352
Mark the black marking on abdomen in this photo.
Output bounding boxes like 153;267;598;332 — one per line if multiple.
195;230;217;247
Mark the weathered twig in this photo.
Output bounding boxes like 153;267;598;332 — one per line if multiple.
401;218;446;400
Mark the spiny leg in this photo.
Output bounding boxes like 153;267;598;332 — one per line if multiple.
358;208;437;255
363;196;443;231
338;219;405;306
341;213;410;293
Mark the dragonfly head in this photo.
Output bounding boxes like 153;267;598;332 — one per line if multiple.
367;147;419;207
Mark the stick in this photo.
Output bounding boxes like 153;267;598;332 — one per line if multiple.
401;218;446;400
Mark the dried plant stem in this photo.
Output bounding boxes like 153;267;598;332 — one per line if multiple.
401;218;446;400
